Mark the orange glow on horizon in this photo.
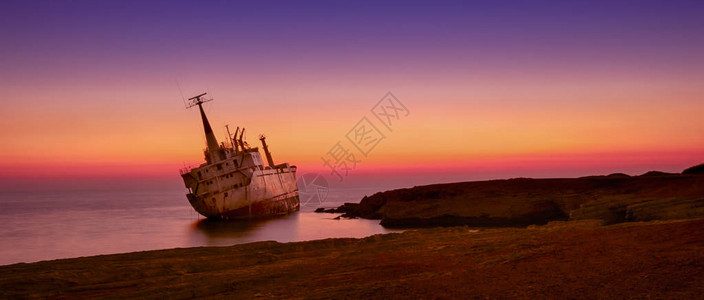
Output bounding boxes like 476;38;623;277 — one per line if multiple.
1;37;702;185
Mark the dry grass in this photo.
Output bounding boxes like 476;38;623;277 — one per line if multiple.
2;219;703;299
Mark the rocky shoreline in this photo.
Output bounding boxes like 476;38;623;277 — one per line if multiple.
2;163;702;298
318;164;704;228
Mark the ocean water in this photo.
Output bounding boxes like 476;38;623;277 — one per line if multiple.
0;185;397;266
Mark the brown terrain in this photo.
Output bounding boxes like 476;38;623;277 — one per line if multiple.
1;219;703;299
1;164;703;299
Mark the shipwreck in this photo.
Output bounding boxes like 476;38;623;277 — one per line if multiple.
179;93;299;219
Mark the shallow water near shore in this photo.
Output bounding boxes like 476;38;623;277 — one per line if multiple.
0;185;397;266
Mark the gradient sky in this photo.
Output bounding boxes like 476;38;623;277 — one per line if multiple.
1;1;702;189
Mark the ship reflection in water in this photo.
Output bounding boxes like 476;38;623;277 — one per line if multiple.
189;211;398;247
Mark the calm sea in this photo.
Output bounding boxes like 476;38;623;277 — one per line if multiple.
0;183;399;266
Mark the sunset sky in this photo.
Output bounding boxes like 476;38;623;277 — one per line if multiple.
1;1;702;189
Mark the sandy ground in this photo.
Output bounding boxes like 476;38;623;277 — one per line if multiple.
1;218;703;299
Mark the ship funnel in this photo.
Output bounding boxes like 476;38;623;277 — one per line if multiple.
259;135;275;168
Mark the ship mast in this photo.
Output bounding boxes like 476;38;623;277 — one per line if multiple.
187;93;220;154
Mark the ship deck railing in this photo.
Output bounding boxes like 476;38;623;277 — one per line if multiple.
179;163;201;175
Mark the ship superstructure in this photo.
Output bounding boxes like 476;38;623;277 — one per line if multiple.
179;93;299;219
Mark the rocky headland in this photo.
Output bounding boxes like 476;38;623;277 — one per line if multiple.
320;163;704;227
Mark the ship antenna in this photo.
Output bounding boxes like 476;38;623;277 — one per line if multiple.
175;79;187;108
186;92;220;159
186;92;212;108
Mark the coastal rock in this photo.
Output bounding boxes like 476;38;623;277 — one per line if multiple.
682;163;704;174
639;171;677;177
343;167;704;228
317;200;383;219
314;207;341;213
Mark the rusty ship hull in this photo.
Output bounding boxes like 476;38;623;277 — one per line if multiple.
183;163;299;219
